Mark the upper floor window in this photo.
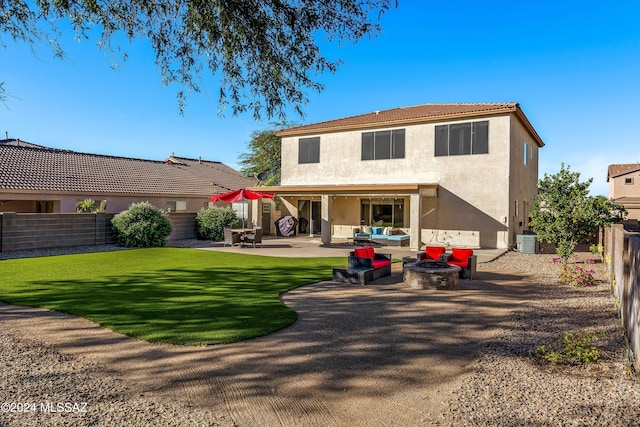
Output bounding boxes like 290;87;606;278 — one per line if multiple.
435;121;489;156
625;177;634;185
298;137;320;164
362;129;405;160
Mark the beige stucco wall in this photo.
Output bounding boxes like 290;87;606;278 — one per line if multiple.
610;172;640;199
281;114;540;248
609;172;640;221
508;116;541;238
282;116;510;188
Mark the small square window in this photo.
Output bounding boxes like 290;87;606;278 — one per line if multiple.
625;178;634;185
299;137;320;163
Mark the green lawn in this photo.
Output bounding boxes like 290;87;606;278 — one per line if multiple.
0;248;344;345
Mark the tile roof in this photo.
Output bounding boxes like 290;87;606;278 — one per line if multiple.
0;138;49;149
0;143;254;197
275;102;544;147
607;163;640;180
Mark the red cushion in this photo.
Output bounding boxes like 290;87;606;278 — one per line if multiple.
372;259;391;269
354;246;375;259
422;246;446;260
450;248;473;262
353;247;368;258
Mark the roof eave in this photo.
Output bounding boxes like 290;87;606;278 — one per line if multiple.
274;107;517;137
250;183;438;197
275;104;545;147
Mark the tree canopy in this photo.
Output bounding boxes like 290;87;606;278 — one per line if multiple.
239;125;287;187
530;164;626;260
1;0;395;118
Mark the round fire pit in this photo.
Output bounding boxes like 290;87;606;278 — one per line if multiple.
403;260;461;290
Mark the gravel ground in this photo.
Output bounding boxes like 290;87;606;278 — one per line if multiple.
1;244;639;426
447;251;640;426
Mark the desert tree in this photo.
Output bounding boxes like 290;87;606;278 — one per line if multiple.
530;164;626;260
239;123;292;187
0;0;396;118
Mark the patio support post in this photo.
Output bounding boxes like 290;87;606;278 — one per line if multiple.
250;199;260;227
321;194;333;245
410;193;422;251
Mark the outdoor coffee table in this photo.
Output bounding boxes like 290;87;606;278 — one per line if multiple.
347;236;373;246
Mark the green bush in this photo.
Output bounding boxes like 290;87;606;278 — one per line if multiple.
196;206;240;241
76;198;105;213
535;330;604;365
111;202;172;248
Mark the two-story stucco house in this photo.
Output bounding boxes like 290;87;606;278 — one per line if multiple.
258;103;544;251
607;163;640;221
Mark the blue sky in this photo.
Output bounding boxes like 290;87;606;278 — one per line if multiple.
1;1;638;196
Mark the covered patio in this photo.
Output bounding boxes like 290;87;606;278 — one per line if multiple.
250;184;438;251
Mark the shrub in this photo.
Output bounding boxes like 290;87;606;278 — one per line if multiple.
77;198;105;213
111;202;172;248
558;264;596;287
589;243;603;257
553;257;596;287
535;330;604;365
196;206;240;241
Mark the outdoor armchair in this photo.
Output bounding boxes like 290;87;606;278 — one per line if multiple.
446;248;477;279
224;228;242;247
348;247;392;277
243;227;263;248
417;246;447;261
334;246;392;284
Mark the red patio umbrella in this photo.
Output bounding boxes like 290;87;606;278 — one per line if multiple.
210;188;276;227
209;188;276;203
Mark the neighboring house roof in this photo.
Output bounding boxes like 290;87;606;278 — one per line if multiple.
0;143;254;197
607;163;640;181
275;102;544;147
0;138;50;149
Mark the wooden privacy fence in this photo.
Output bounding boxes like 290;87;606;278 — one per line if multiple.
604;224;640;372
0;212;198;253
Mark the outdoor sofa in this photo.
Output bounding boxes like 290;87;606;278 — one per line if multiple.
332;246;392;284
354;226;410;247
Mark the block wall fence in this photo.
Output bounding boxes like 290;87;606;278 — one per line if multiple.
604;224;640;372
0;212;198;252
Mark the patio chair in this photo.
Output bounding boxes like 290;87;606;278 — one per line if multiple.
243;227;263;248
417;246;446;261
446;248;477;279
223;228;242;247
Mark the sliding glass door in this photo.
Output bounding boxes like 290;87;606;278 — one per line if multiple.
360;198;404;227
